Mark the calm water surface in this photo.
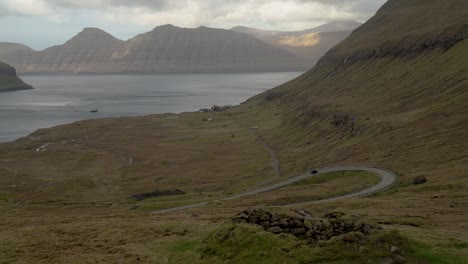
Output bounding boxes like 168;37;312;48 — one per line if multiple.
0;72;303;142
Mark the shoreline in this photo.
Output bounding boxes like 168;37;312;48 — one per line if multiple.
1;72;302;143
0;86;34;93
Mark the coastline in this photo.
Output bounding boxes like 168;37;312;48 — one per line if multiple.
0;86;34;93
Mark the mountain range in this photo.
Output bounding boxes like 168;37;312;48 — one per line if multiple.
0;21;361;75
0;25;309;74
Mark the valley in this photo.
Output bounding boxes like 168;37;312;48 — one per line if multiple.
0;0;467;263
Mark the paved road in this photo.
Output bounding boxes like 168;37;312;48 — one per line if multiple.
152;165;397;214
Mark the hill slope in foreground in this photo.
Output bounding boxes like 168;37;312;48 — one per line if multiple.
0;61;33;92
0;0;467;263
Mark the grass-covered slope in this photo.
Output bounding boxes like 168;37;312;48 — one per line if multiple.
319;0;467;64
248;0;468;177
0;61;33;92
235;0;468;248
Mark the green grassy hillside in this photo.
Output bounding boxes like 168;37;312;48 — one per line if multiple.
0;0;467;263
246;0;468;178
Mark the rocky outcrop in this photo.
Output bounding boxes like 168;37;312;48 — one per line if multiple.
0;61;33;92
412;176;427;185
200;105;232;113
1;25;309;74
233;209;383;242
329;33;468;68
296;107;365;137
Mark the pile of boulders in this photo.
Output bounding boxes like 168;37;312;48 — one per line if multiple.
199;105;232;113
232;209;382;241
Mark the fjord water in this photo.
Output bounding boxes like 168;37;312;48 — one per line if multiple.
0;72;302;142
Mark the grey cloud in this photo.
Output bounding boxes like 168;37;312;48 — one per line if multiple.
2;0;387;20
296;0;387;12
44;0;386;13
46;0;170;9
0;0;388;50
350;1;388;13
0;0;388;31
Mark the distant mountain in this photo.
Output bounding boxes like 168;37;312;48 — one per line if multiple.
0;25;309;74
0;61;33;92
0;42;34;57
4;28;126;74
119;25;309;73
0;42;35;67
232;20;362;36
231;21;362;64
303;20;363;33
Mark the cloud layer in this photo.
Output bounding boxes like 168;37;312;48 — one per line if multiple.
0;0;387;49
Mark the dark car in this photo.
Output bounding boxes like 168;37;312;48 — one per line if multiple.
310;170;318;174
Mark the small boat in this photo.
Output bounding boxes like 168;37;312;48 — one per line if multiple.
90;109;98;113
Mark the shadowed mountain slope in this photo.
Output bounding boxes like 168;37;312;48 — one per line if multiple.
0;61;33;92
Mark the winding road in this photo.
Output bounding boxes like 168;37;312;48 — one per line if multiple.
152;165;397;214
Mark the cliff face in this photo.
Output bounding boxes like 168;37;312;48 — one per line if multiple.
1;26;309;74
0;62;33;92
231;21;362;64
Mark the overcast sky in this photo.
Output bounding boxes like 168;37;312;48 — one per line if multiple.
0;0;387;50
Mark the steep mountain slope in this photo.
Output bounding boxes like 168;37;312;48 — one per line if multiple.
11;28;126;74
0;61;33;92
2;25;309;74
231;21;362;64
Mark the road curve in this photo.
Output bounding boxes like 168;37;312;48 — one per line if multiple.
152;166;397;214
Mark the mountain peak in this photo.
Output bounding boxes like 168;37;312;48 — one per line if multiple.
230;26;249;31
80;27;109;34
153;24;179;30
58;27;123;49
68;27;122;43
